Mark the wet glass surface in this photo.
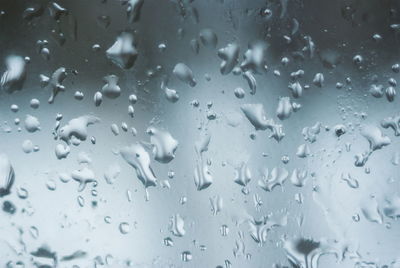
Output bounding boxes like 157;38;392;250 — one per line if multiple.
1;0;400;267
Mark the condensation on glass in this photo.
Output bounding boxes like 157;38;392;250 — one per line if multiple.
0;0;400;267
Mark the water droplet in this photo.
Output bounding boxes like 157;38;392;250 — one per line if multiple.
220;224;229;236
147;127;178;164
106;32;138;69
102;74;121;99
218;42;239;75
1;55;26;93
173;63;197;87
24;115;40;133
119;222;130;234
46;179;57;191
59;115;100;144
0;154;14;197
120;143;157;188
210;195;223;215
169;214;185;237
199;28;218;48
258;167;288;192
361;196;383;224
55;144;70;159
181;251;192;262
164;237;174;247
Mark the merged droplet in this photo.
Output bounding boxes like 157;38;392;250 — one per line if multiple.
146;126;178;164
101;74;121;99
218;42;239;75
58;115;100;144
106;32;138;69
120;143;157;188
